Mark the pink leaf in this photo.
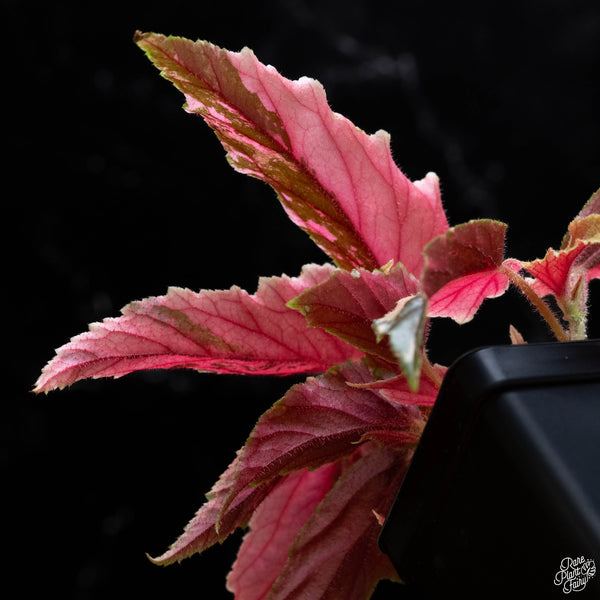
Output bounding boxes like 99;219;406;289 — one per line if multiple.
227;463;340;600
149;454;274;565
427;269;510;323
267;445;407;600
524;241;590;299
134;32;448;272
35;264;361;393
288;263;419;363
222;361;422;519
524;193;600;306
422;220;509;323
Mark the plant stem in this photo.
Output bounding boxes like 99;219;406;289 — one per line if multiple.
563;277;588;340
499;264;569;342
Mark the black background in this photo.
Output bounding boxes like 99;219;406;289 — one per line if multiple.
6;0;600;598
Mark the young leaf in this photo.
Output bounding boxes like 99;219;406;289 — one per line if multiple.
34;264;361;393
134;32;448;272
372;295;428;392
525;210;600;303
521;190;600;337
227;463;340;600
524;240;598;300
288;263;419;364
422;220;510;323
266;445;407;600
527;191;600;287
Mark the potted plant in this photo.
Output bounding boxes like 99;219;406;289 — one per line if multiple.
35;32;599;599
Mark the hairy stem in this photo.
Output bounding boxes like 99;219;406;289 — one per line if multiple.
499;264;569;342
562;277;588;340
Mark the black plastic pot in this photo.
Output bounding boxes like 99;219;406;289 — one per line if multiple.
379;340;600;598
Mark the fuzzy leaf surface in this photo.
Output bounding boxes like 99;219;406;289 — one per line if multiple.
525;240;599;299
134;32;448;272
288;263;419;363
422;220;509;323
149;454;273;565
222;361;421;518
524;189;600;304
227;463;340;600
151;361;420;567
266;446;407;600
35;265;360;393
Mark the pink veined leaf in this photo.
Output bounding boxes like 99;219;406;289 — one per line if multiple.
149;454;274;565
34;264;362;393
523;237;600;339
422;220;510;323
227;463;340;600
524;196;600;305
427;269;510;324
524;240;592;299
220;361;422;519
134;32;449;273
288;263;420;364
266;445;408;600
150;361;422;567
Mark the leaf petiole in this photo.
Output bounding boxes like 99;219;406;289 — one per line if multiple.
498;263;570;342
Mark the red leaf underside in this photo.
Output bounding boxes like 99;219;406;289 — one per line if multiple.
150;361;421;567
267;445;407;600
221;361;422;519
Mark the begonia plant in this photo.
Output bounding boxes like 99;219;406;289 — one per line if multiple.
35;32;600;600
